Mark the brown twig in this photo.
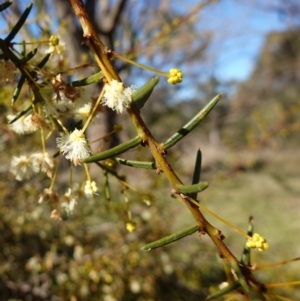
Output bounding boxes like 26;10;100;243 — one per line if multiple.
68;0;260;296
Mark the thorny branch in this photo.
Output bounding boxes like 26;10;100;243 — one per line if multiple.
68;0;261;295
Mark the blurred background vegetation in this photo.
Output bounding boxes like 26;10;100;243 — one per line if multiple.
1;0;300;300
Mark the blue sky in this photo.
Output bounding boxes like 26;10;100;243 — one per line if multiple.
190;0;289;82
164;0;292;81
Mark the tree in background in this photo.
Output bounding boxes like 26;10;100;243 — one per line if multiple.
227;29;300;149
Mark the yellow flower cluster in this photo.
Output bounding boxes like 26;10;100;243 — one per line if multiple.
49;35;60;47
126;221;136;233
246;233;269;251
46;35;65;54
168;68;183;85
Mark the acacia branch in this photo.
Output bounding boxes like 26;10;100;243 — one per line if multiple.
68;0;256;295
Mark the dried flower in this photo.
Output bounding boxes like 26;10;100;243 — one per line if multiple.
50;209;62;220
57;129;91;165
61;188;77;215
38;188;59;203
51;74;81;101
102;80;136;113
44;79;92;117
31;152;55;178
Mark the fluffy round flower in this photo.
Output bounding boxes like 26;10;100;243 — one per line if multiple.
102;80;136;113
167;68;183;85
10;155;35;181
7;115;27;134
8;113;45;135
57;129;91;165
84;180;98;198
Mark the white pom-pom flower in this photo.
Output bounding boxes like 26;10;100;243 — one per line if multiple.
57;129;91;165
101;80;136;113
10;155;35;181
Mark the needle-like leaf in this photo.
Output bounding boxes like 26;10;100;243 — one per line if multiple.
83;136;142;163
205;281;241;300
69;71;104;87
241;217;254;266
163;94;221;149
132;77;160;109
5;3;33;42
176;182;209;194
189;149;202;200
114;158;156;169
141;225;198;251
0;1;12;12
